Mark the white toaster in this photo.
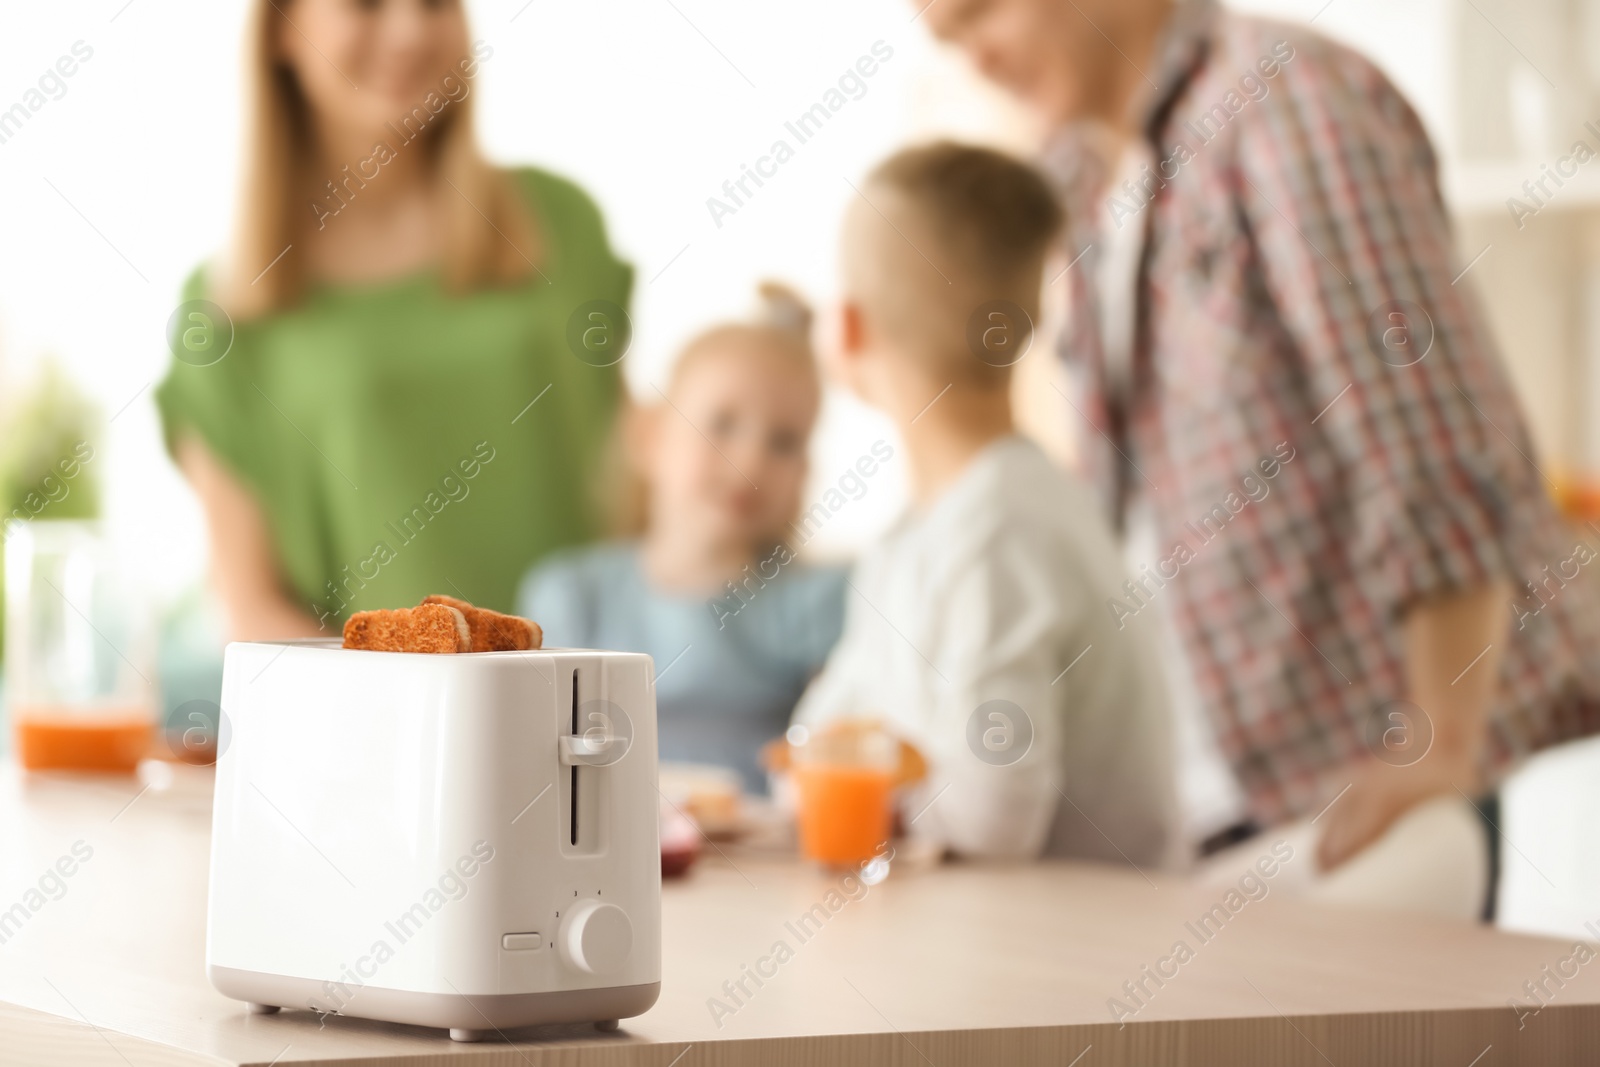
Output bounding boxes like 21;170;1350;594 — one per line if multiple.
206;640;662;1041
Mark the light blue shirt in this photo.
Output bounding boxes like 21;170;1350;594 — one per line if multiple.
518;541;847;792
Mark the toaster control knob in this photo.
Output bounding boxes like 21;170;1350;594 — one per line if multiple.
558;900;632;975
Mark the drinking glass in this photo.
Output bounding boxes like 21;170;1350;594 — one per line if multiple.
5;520;155;771
790;722;899;867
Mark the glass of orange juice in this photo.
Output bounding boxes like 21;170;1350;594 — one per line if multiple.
5;521;156;772
790;722;900;868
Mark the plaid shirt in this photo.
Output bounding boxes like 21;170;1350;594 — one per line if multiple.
1043;0;1600;825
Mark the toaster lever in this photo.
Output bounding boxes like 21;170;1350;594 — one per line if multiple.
560;732;625;767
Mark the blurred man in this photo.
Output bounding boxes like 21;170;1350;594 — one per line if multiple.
922;0;1600;904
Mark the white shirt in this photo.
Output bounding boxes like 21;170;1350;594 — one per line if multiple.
1093;146;1249;850
794;436;1178;867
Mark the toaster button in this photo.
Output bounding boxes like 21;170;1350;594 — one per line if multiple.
502;932;544;951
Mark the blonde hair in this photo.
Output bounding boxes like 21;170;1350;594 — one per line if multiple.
845;140;1063;383
221;0;540;319
665;281;818;395
606;282;819;538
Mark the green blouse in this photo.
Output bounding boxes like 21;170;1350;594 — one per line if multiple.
156;167;630;629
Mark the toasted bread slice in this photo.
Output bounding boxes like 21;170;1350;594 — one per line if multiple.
342;603;470;653
420;594;542;652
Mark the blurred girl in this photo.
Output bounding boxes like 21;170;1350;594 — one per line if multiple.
520;285;846;791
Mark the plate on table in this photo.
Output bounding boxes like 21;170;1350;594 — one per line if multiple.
659;762;748;840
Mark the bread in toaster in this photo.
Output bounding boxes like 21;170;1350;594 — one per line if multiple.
420;594;543;652
342;603;471;653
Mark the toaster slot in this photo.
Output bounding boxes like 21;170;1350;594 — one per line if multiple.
569;669;580;847
559;662;609;856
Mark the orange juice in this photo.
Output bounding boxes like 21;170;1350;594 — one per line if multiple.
794;763;895;866
12;706;153;772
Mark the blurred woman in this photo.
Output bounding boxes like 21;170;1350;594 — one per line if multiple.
157;0;630;638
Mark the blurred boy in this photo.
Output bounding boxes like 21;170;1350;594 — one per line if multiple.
793;142;1176;865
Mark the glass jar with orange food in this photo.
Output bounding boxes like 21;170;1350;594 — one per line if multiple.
5;520;156;772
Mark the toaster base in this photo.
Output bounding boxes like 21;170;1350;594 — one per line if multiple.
210;964;660;1038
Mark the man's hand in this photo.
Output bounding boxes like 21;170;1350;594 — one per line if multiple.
1316;580;1506;872
1315;747;1481;871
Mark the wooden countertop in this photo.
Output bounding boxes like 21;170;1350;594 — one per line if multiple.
1;763;1597;1066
